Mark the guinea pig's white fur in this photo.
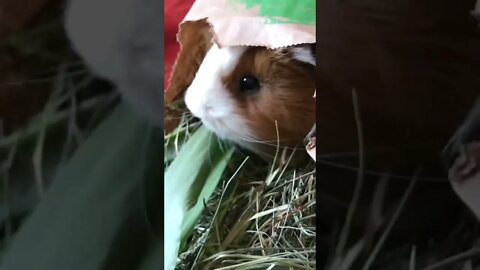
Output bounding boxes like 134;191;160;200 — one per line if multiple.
185;45;253;141
184;44;315;147
290;47;316;66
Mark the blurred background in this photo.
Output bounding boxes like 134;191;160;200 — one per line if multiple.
0;0;163;269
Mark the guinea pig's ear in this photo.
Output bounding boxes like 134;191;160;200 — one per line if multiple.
165;19;213;103
289;44;316;66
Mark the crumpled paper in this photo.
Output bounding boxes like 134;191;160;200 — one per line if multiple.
183;0;315;48
444;96;480;221
448;141;480;221
306;91;316;161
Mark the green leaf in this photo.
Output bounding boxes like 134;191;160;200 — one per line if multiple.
164;127;234;264
0;103;162;270
181;140;234;248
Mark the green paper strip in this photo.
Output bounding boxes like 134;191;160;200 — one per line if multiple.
230;0;315;25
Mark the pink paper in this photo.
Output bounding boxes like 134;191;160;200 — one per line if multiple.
182;0;315;48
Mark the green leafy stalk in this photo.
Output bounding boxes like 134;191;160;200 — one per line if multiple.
164;126;234;269
0;103;163;270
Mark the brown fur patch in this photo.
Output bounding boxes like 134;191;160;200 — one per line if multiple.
221;46;316;150
164;19;213;133
165;19;213;103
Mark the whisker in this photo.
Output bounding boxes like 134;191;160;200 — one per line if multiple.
236;137;303;150
165;110;195;120
166;114;195;120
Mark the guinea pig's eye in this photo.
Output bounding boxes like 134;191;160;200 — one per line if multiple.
239;75;261;93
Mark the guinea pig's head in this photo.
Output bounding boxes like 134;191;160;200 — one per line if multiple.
184;43;316;157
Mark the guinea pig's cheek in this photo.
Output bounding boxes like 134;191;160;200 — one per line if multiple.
184;87;203;118
207;108;254;142
185;86;244;137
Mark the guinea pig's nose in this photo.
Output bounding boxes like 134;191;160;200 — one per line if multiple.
203;104;213;114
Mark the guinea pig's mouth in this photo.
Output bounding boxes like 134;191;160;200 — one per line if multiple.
200;117;231;139
198;116;307;159
199;115;252;143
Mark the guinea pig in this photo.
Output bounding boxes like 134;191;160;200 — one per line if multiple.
184;43;316;158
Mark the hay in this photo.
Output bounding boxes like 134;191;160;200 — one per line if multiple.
169;91;480;270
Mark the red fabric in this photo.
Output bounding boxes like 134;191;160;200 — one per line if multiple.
164;0;195;91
